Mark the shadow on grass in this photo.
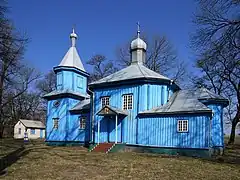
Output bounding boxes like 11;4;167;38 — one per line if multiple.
200;144;240;165
0;146;29;176
0;139;52;176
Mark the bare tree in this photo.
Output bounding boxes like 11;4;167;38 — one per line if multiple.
192;0;240;144
35;70;56;123
117;35;186;84
36;70;56;95
87;54;118;82
0;3;40;137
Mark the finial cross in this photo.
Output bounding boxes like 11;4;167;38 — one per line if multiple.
137;22;140;38
72;24;76;34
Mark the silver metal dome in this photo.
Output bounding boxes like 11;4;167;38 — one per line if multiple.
130;37;147;50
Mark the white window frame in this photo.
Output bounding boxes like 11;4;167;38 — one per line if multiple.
122;94;133;110
101;96;110;107
53;118;59;129
177;120;188;132
79;117;86;129
18;128;21;135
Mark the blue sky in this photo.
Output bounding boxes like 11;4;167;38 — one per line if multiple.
8;0;197;74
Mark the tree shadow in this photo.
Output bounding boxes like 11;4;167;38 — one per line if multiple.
0;146;29;176
0;139;55;177
200;144;240;165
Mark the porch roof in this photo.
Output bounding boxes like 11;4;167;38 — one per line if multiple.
97;105;128;116
70;99;90;112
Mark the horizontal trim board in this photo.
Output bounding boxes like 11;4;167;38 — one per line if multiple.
54;66;90;77
43;93;86;100
45;141;88;146
126;143;210;150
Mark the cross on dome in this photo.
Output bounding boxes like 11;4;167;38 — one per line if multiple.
130;22;147;51
137;22;140;38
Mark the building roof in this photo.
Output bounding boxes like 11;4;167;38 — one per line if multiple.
58;47;85;72
194;87;227;101
58;29;85;72
97;105;128;116
43;89;90;99
19;119;45;129
89;63;170;86
139;90;212;115
71;99;90;111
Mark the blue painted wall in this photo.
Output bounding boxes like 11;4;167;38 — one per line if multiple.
93;83;170;144
56;70;87;95
93;82;213;149
46;65;90;143
207;104;224;147
46;97;90;142
137;115;210;148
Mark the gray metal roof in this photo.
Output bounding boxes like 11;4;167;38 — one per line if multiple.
43;89;89;99
59;47;85;72
19;119;45;129
58;30;85;72
89;63;170;86
71;99;90;111
194;87;227;101
139;90;212;115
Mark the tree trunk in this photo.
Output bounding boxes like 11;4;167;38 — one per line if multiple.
0;123;4;138
228;119;238;144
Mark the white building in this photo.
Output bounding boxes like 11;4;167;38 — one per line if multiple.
14;119;45;139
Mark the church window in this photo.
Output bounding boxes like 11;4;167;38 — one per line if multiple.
18;128;21;134
79;117;86;129
177;120;188;132
123;94;133;110
77;76;83;88
53;118;59;129
101;96;110;107
57;72;63;88
53;100;60;108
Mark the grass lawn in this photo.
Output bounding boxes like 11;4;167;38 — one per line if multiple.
0;138;240;180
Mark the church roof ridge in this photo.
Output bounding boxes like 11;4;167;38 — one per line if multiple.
89;63;171;87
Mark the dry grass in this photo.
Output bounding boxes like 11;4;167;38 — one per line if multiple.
0;138;240;180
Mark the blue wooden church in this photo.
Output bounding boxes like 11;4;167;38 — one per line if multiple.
43;28;228;157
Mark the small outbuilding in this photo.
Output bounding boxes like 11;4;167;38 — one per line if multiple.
14;119;45;139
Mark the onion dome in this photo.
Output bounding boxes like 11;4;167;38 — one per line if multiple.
130;23;147;51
